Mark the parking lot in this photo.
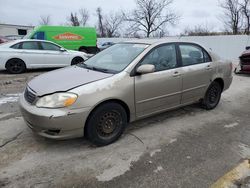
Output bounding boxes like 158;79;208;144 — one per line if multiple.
0;69;249;188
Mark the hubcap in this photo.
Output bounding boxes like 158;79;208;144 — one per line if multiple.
97;111;122;137
9;61;22;73
208;85;219;104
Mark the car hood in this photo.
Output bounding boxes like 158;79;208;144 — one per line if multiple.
28;66;113;96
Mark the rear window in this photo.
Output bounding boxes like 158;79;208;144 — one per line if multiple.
10;43;21;49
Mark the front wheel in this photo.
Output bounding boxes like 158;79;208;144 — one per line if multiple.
71;57;84;65
85;103;128;146
201;81;222;110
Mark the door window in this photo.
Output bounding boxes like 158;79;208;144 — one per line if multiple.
140;44;177;72
41;42;61;51
179;44;211;66
21;42;40;50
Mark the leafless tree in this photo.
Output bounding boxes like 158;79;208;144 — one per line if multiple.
79;8;89;26
39;15;51;25
96;7;106;37
220;0;243;34
123;0;179;37
104;12;123;37
68;12;80;26
240;0;250;34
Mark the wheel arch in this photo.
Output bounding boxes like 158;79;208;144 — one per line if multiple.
84;99;131;136
213;77;224;91
5;58;26;69
71;56;84;65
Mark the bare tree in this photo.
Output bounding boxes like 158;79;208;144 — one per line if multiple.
96;7;106;37
240;0;250;34
220;0;243;34
68;12;80;26
104;12;123;37
39;15;51;25
79;8;89;26
123;0;179;37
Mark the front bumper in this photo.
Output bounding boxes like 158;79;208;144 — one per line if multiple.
19;94;91;140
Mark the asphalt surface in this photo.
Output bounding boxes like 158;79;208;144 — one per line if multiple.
0;69;250;188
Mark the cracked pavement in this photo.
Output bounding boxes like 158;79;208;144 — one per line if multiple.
0;70;250;188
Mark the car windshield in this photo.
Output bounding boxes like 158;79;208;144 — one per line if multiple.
79;43;149;73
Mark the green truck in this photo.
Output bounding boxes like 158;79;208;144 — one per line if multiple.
26;26;98;53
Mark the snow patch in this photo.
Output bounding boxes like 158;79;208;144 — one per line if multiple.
150;149;161;157
224;122;239;128
0;94;21;105
153;166;163;173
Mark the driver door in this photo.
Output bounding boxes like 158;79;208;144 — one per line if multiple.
134;44;182;118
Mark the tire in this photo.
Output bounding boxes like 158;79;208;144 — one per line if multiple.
201;81;222;110
71;57;84;65
5;58;26;74
85;102;128;146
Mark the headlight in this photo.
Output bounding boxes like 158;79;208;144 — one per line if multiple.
36;93;78;108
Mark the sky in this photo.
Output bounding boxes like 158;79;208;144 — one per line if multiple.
0;0;224;36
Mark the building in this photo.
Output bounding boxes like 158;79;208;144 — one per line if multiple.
0;23;34;37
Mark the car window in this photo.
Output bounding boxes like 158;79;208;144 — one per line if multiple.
41;42;60;51
10;43;21;49
140;44;177;72
204;50;212;62
21;41;40;50
32;32;45;40
179;44;207;66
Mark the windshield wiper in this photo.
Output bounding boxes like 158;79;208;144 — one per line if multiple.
78;63;117;74
78;63;93;70
91;66;116;74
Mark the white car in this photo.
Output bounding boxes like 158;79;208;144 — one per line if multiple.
0;39;89;74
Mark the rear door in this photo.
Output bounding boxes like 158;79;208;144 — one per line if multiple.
134;43;182;118
178;43;213;105
40;41;71;67
18;41;46;68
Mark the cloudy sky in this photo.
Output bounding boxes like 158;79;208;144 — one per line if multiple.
0;0;224;35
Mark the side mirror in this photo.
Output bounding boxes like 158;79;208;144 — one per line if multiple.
136;64;155;75
59;48;66;52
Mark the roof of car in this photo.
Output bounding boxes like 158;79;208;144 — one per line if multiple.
14;39;50;43
122;38;201;45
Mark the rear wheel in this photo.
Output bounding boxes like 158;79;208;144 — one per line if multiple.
201;81;222;110
85;103;128;146
6;58;26;74
71;57;84;65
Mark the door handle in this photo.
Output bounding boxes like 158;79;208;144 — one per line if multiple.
206;65;212;70
173;71;181;77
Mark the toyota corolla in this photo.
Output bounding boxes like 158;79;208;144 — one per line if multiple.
19;40;233;146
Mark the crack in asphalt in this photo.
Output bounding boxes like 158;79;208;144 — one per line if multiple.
0;131;23;148
126;133;144;145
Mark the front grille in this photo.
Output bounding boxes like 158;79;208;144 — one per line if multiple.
24;87;36;104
